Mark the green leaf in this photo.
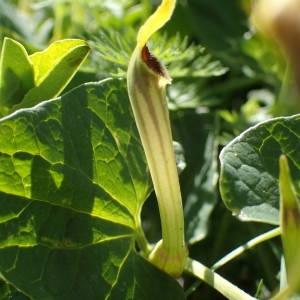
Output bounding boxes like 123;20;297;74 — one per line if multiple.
149;34;227;79
91;30;227;80
0;37;34;114
219;114;300;225
0;38;90;118
18;39;90;110
182;113;219;244
187;0;247;54
0;279;29;299
0;78;184;299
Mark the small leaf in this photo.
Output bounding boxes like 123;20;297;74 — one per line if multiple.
219;113;300;225
16;39;90;111
0;78;184;299
0;37;34;115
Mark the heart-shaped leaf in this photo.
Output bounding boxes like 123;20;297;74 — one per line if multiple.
0;78;184;299
219;114;300;225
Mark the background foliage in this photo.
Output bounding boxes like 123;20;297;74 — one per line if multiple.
0;0;297;299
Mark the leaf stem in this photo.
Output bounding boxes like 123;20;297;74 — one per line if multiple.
185;258;258;300
135;214;152;256
212;227;281;271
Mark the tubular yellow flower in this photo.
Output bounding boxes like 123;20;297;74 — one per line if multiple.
137;0;176;50
127;0;187;277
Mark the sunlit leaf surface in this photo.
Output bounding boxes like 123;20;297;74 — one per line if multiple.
0;78;184;299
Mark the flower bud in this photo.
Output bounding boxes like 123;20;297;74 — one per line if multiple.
253;0;300;87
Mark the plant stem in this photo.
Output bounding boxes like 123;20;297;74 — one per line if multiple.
135;215;151;256
212;227;281;271
185;258;258;300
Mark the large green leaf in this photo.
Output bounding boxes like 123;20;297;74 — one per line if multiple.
0;78;184;299
0;279;29;300
219;114;300;225
0;37;34;113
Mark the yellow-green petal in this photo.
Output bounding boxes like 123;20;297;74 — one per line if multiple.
137;0;176;49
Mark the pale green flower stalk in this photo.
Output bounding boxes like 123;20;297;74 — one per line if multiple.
275;155;300;298
127;0;187;277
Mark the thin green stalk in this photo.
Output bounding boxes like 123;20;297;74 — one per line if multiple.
185;258;258;300
212;227;281;271
136;215;151;256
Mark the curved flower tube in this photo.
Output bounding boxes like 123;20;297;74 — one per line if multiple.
127;0;187;277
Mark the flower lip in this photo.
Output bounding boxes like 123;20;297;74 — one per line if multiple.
141;45;169;80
